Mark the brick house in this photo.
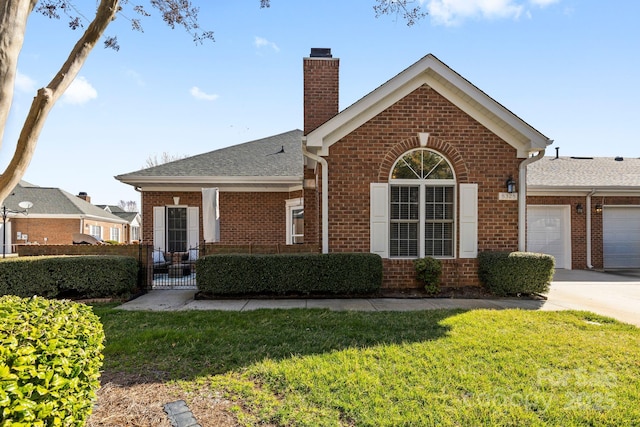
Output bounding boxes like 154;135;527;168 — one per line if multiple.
2;182;129;254
117;49;558;290
526;155;640;270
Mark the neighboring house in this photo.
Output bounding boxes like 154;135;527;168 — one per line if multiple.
96;205;142;243
117;49;555;289
1;182;129;254
527;155;640;270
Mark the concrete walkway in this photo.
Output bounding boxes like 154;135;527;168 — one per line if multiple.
117;269;640;327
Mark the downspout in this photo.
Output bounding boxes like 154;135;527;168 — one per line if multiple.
301;141;329;254
586;189;596;269
518;149;546;251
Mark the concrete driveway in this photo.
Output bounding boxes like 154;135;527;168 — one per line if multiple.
543;269;640;327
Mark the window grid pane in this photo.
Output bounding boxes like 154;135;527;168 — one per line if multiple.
390;186;419;257
425;186;454;257
390;223;418;257
167;207;187;252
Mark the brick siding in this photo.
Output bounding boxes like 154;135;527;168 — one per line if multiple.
308;85;521;289
141;190;304;246
9;218;125;247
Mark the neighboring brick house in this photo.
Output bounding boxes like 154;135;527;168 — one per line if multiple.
1;182;128;254
117;49;556;290
96;205;142;244
527;155;640;270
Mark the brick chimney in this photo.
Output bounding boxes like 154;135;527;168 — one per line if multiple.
304;48;339;135
77;191;91;203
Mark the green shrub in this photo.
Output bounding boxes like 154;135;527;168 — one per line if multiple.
478;251;555;296
197;253;383;296
414;257;442;294
0;295;104;426
0;255;138;299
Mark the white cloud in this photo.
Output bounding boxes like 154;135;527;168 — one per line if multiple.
62;76;97;105
254;36;280;52
425;0;560;26
15;71;37;93
125;68;145;86
190;86;219;101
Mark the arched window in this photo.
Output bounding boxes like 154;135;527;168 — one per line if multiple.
389;149;456;258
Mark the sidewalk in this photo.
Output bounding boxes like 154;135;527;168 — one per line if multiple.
117;289;549;312
116;269;640;327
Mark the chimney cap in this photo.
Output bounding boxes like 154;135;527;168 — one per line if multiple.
78;191;87;196
310;48;332;58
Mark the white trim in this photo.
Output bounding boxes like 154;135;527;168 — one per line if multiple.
306;54;551;157
133;184;303;193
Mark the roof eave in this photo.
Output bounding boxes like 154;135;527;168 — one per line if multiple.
528;185;640;196
116;175;303;186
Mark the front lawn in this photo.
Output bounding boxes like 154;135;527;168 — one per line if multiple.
92;306;640;426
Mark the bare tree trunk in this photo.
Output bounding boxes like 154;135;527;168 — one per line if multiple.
0;0;120;203
0;0;37;145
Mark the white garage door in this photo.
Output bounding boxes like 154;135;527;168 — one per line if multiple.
527;206;570;269
603;207;640;269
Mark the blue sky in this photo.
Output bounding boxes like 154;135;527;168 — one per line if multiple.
3;0;639;206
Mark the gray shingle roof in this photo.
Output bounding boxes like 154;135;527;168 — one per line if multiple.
527;156;640;188
117;129;303;180
4;182;126;222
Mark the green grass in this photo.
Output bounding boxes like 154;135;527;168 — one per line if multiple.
92;305;640;426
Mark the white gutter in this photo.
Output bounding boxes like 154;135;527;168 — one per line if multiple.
518;149;546;251
586;189;596;269
301;140;329;254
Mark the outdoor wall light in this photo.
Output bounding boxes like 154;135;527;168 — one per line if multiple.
576;204;584;214
506;176;516;193
595;204;603;214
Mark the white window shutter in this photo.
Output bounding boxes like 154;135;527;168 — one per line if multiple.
370;183;389;258
153;206;165;251
187;207;199;249
201;188;220;243
459;183;478;258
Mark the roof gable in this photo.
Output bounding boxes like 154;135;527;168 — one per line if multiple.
304;54;552;158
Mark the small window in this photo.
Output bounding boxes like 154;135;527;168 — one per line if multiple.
286;198;304;244
131;226;140;242
110;227;120;242
89;225;102;240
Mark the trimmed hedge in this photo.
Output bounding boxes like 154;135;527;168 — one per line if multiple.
0;255;138;299
197;253;383;296
478;251;555;296
0;295;104;426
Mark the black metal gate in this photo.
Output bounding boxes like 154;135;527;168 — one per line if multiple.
141;244;201;289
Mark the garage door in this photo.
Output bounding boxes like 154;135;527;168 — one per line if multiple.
527;206;570;269
603;207;640;268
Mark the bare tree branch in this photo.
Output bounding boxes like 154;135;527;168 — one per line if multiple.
0;0;119;203
373;0;427;26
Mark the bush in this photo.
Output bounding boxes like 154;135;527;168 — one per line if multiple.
0;295;104;426
478;251;555;296
197;253;383;296
0;255;138;299
414;257;442;294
